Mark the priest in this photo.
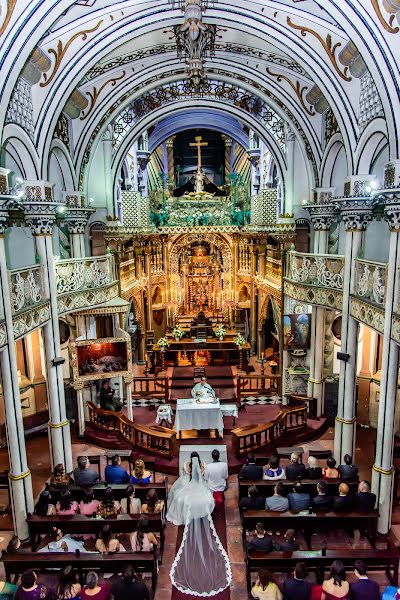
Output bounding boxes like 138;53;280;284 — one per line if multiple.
191;376;217;403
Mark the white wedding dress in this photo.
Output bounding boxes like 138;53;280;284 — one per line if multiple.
168;458;231;596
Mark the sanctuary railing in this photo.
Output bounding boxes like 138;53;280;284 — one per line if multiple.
353;258;387;307
286;251;344;290
9;264;46;314
131;376;169;403
231;404;307;458
237;374;281;401
55;255;117;295
87;402;177;459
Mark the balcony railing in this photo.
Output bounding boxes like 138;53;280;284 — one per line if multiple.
353;259;387;307
9;265;46;314
286;251;344;290
55;255;117;295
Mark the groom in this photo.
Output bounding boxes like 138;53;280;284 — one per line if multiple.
204;449;228;511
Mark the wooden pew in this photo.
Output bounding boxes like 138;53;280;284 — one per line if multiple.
238;479;359;501
242;509;378;550
27;514;164;554
2;552;157;596
246;548;400;592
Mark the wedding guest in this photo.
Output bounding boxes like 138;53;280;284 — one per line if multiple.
282;562;311;600
239;453;263;480
50;464;73;488
120;484;141;514
312;481;333;511
288;482;311;512
111;566;150;600
353;481;376;512
275;529;299;552
15;571;53;600
323;457;339;479
142;489;164;514
265;482;289;512
55;566;81;600
263;455;285;480
321;560;349;600
0;580;16;600
247;522;273;553
99;487;120;518
81;572;111;600
338;455;358;482
350;560;379;600
56;490;79;515
333;483;353;512
73;456;99;487
251;569;282;600
95;524;124;554
131;459;152;484
105;455;130;484
304;456;322;480
130;516;158;552
285;453;306;480
34;491;56;516
79;489;100;516
204;449;228;509
240;486;265;511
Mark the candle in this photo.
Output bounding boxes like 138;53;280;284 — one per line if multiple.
145;353;148;362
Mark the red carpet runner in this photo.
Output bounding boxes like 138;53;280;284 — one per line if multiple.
171;505;231;600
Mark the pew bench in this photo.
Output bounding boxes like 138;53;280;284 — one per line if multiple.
246;548;400;592
2;551;158;596
242;509;378;550
238;478;359;501
26;514;164;555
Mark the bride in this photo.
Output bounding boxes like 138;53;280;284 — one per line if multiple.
167;454;231;596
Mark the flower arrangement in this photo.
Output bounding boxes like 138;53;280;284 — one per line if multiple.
172;326;185;340
234;333;246;348
214;324;226;339
157;337;170;350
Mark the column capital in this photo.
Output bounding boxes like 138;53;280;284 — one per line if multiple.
313;187;336;205
63;207;95;234
335;197;375;231
307;204;337;230
374;189;400;230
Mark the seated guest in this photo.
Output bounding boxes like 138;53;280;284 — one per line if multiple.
111;566;150;600
323;457;339;479
34;491;56;516
338;454;358;481
0;580;17;600
100;380;123;412
286;453;306;480
265;482;289;512
15;570;53;600
282;562;311;600
263;455;285;480
38;527;87;553
120;484;141;514
304;456;322;480
353;481;376;511
312;481;333;511
247;522;273;553
104;455;130;484
131;459;152;484
275;529;299;552
350;560;379;600
99;486;120;518
239;453;263;480
81;572;111;600
79;488;100;516
95;524;125;554
240;485;265;510
73;456;99;486
333;483;353;512
130;516;158;552
142;489;164;514
251;569;282;600
321;560;349;599
50;464;73;488
56;566;81;600
56;490;79;515
288;482;311;512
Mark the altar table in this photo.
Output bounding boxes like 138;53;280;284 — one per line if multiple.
174;398;224;437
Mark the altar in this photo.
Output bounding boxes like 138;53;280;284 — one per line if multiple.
174;398;224;438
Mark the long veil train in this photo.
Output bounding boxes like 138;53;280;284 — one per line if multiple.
168;458;232;596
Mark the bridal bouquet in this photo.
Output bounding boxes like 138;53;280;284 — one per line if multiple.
171;326;185;340
213;324;226;339
234;333;246;348
157;336;170;350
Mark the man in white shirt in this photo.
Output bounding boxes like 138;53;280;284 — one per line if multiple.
191;377;217;403
204;449;228;510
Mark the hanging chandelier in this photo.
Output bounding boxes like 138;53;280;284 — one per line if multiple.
168;0;217;10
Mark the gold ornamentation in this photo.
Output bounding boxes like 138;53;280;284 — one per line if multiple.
48;419;70;429
372;464;395;475
0;0;17;38
40;20;103;88
370;0;399;33
266;67;316;116
335;416;356;424
80;71;126;120
8;469;31;481
286;17;352;82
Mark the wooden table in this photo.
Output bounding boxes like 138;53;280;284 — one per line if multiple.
276;447;304;461
153;337;250;367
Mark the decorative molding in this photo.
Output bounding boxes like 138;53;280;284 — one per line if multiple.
284;279;343;310
266;67;315;116
0;0;17;38
80;71;126;120
391;313;400;346
57;282;119;315
349;296;385;334
0;321;7;348
13;302;51;340
370;0;400;34
5;77;35;140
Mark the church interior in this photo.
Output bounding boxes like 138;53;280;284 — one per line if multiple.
0;0;400;598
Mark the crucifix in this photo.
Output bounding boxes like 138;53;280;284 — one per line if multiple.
190;136;208;171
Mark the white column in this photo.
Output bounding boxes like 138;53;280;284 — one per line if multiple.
75;385;85;437
284;126;296;215
371;193;400;533
334;199;373;463
125;377;133;421
102;126;114;217
0;224;34;539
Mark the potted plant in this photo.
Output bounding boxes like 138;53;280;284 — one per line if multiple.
234;333;246;349
214;324;226;340
157;336;170;350
171;326;185;341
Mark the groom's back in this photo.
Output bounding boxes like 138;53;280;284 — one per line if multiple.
205;460;228;492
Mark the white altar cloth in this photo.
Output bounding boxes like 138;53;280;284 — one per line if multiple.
174;398;224;437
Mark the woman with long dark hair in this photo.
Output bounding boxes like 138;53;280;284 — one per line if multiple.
130;516;157;552
99;487;120;518
79;489;100;516
322;560;349;600
120;484;141;514
142;489;164;514
95;524;124;554
56;490;78;515
34;491;56;516
55;566;81;600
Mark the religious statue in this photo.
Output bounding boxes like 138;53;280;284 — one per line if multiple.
194;169;205;194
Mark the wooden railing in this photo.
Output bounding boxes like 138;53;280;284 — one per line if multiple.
231;405;307;458
131;376;169;402
237;375;281;401
87;402;177;459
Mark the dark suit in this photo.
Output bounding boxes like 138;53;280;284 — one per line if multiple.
353;491;376;511
276;540;299;552
286;463;306;480
288;492;311;511
333;494;353;512
239;496;265;510
304;467;323;480
239;463;263;480
350;578;380;600
73;467;99;486
339;464;358;481
312;494;333;511
247;535;273;553
282;577;311;600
